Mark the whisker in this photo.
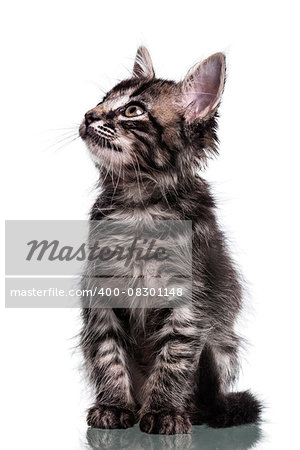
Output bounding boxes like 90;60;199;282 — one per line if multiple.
48;131;79;143
110;164;123;206
133;154;146;210
100;148;114;187
45;132;79;147
44;125;80;132
49;135;80;152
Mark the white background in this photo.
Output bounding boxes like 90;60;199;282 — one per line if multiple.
1;1;300;449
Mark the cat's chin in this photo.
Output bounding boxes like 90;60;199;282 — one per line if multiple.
87;145;112;162
86;143;126;169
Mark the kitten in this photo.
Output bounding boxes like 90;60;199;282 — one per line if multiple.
78;47;261;434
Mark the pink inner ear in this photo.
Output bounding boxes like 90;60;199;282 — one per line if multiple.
182;53;225;123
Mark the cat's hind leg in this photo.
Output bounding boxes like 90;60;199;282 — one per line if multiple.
193;344;262;428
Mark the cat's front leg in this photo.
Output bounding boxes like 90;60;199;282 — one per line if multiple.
139;307;204;435
81;309;136;429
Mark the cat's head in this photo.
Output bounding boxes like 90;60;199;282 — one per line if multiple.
79;47;225;177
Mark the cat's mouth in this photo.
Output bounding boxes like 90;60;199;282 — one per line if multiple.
79;123;122;153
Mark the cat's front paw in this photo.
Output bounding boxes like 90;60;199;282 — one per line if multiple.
139;409;191;435
87;404;135;429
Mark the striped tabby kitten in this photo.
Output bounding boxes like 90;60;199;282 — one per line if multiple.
79;47;261;435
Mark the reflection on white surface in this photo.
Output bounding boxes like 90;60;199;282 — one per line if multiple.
85;423;263;450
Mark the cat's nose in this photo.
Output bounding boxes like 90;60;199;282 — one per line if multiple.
85;111;101;126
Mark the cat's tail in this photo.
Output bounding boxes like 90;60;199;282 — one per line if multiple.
197;390;262;428
193;345;262;428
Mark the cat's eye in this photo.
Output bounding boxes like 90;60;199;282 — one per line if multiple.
124;104;145;117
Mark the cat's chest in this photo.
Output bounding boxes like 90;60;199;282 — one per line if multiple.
114;307;168;359
87;205;191;308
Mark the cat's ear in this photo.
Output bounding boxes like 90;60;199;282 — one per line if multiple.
132;46;155;79
178;53;226;123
